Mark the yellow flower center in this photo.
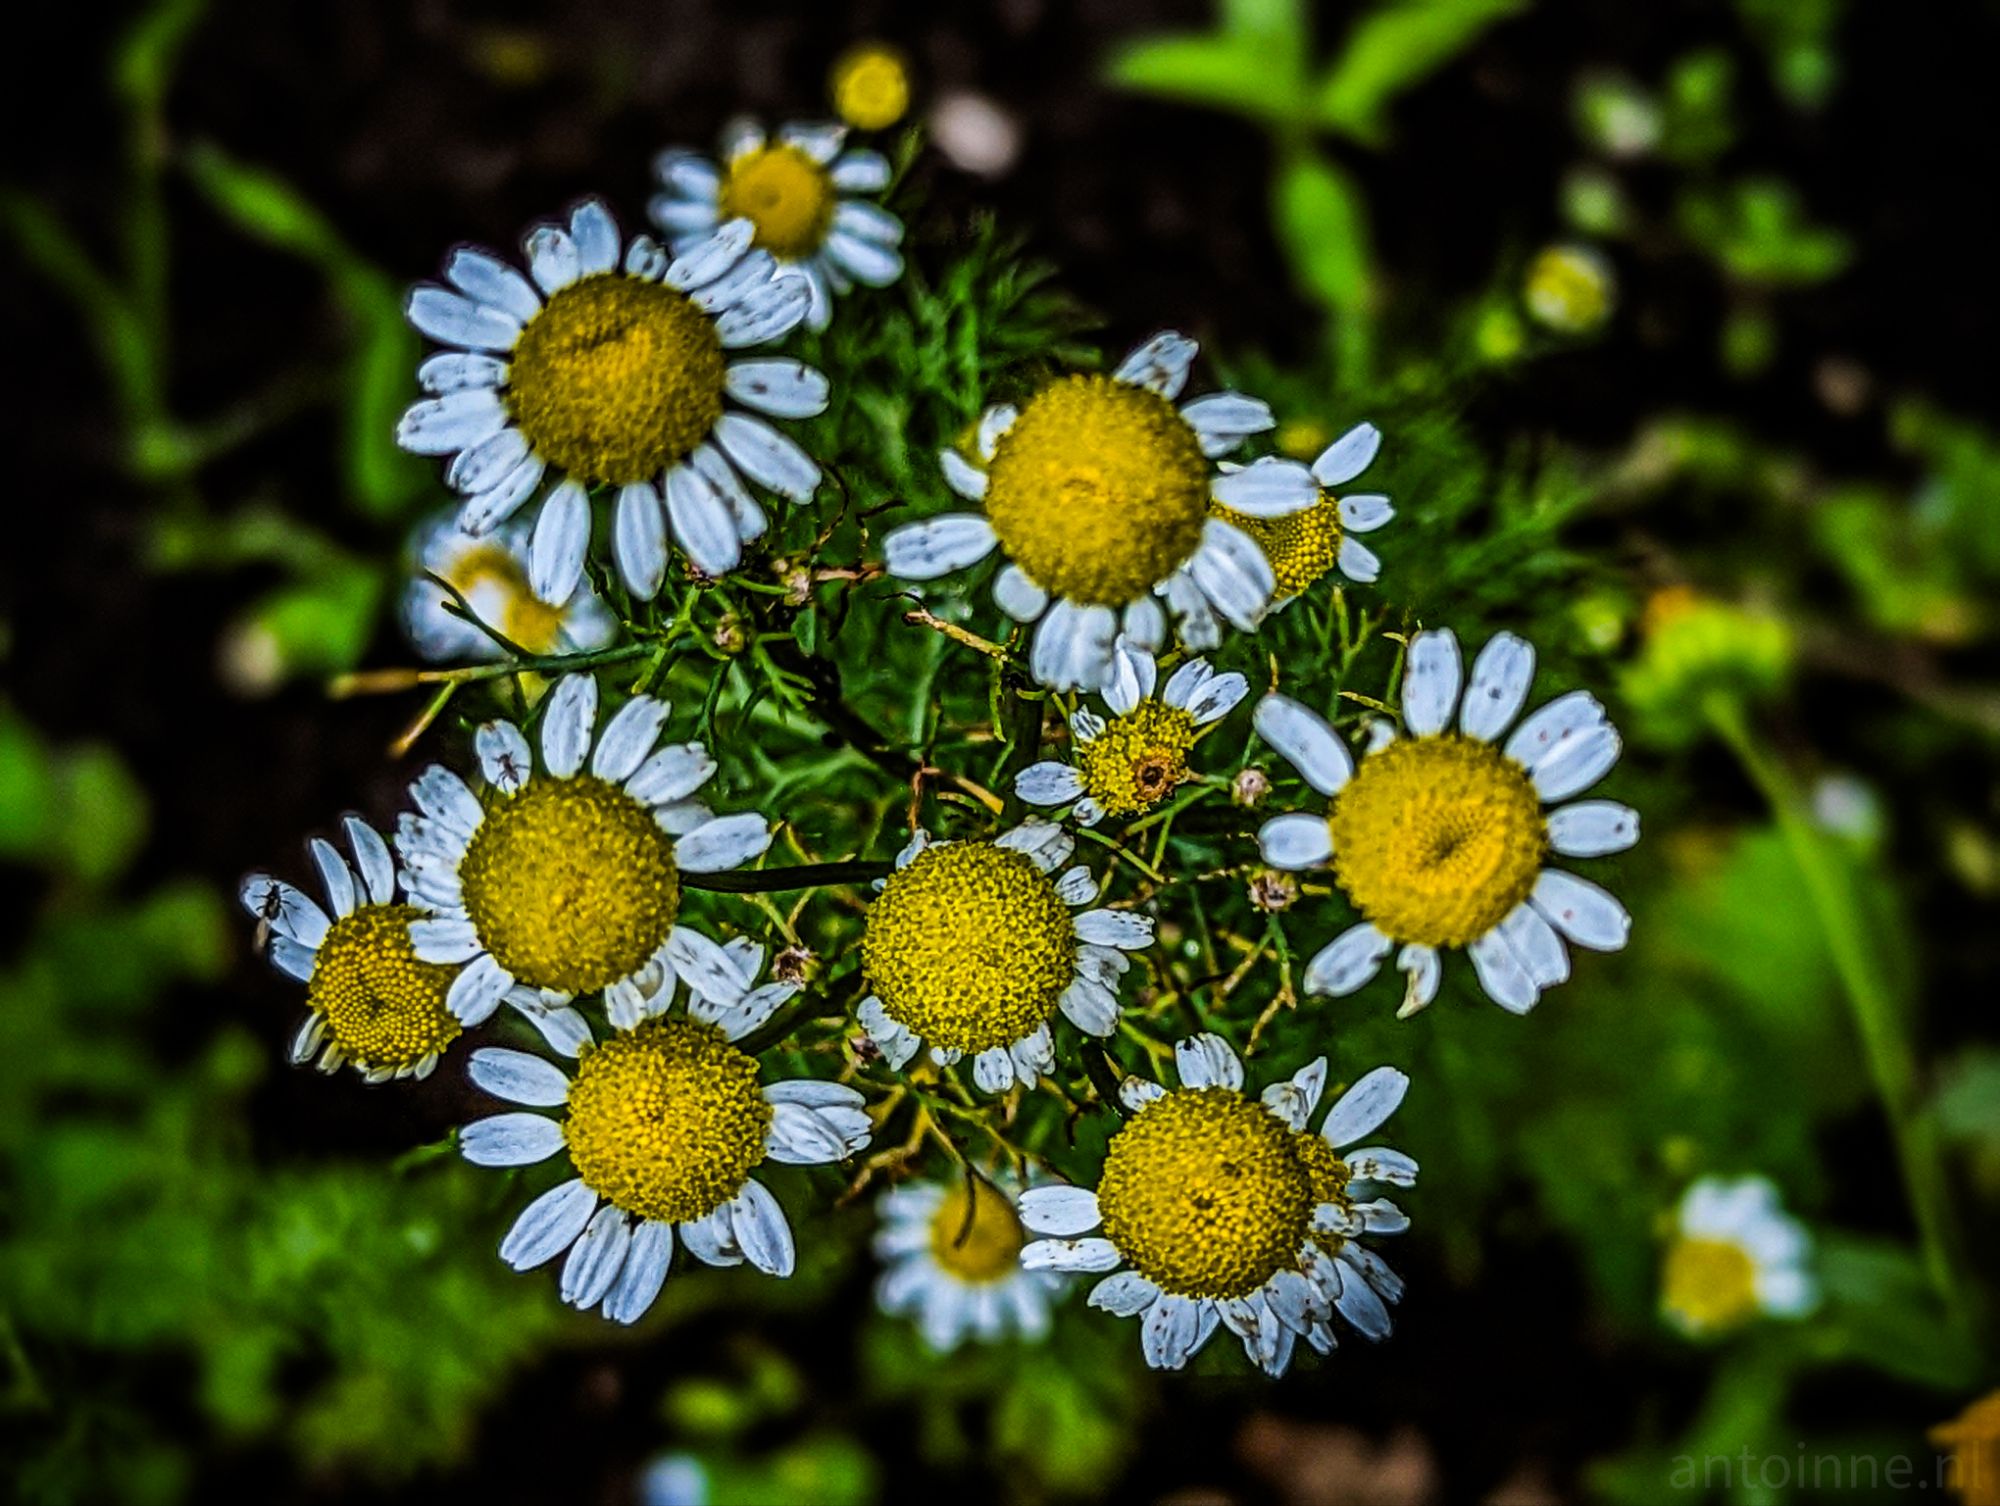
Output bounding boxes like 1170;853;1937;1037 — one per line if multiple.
1661;1235;1760;1334
1097;1089;1314;1300
1078;700;1196;817
831;45;911;131
862;841;1077;1054
1330;735;1547;949
562;1019;772;1224
719;145;838;260
928;1179;1027;1283
458;775;681;995
442;541;568;653
307;904;463;1069
1213;490;1343;600
1292;1131;1356;1255
985;375;1210;607
1524;246;1612;333
506;274;726;486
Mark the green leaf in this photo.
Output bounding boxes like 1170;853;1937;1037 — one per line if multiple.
1315;0;1526;146
1106;34;1307;122
1271;149;1375;376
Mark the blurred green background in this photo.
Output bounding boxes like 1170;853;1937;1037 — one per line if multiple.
4;1;1998;1502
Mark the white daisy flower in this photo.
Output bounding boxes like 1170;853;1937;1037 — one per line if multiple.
1016;635;1248;825
883;331;1319;692
1212;421;1394;598
873;1173;1065;1351
1019;1035;1416;1376
459;962;871;1323
394;673;773;1028
240;816;590;1082
396;197;826;603
1662;1176;1817;1337
402;510;614;663
651;119;904;332
1255;628;1637;1016
857;818;1154;1093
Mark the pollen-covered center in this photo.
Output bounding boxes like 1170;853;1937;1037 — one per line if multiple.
1662;1235;1759;1333
458;775;681;994
1330;734;1547;948
985;375;1211;607
928;1178;1027;1283
307;903;462;1069
720;144;837;259
1214;490;1343;600
562;1019;772;1224
1293;1131;1356;1254
444;541;567;653
506;274;726;485
1097;1089;1315;1300
1079;701;1197;817
862;841;1077;1054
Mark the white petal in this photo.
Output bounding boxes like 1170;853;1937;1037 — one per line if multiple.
883;514;997;580
823;231;903;287
405;286;521;353
446;953;513;1025
458;455;545;533
239;876;330;949
476;720;534;793
1160;568;1220;649
1141;1292;1204;1370
971;1047;1017;1094
397;389;508;456
560;1204;633;1309
412;763;484;839
1102;636;1157;715
1313;422;1382;486
939;447;989;501
679;1206;742;1267
1054;865;1099;906
1547;800;1641;857
1180;391;1274;457
1073;909;1154;950
1396;944;1441;1017
1345;1146;1419;1187
830;149;891;191
1304;922;1391;997
613;482;669;599
1177;664;1248;726
1333;1267;1393;1339
529;481;591;606
443;248;542;325
714;413;820;502
1174;1033;1243;1091
1402;629;1463;737
977;404;1020;461
1336;493;1394;532
1321;1065;1410;1146
1120;1077;1165;1111
308;838;357;918
568;199;621;276
832;198;903;245
1015;761;1085;806
725;358;830;419
715;273;812;345
1258;811;1334;870
1031;601;1117;692
471;1045;574;1107
674;812;772;872
1113;331;1196;399
1021;1237;1122;1274
1503;689;1607;771
1187;519;1275;631
728;1179;796;1277
273;939;317;984
511;994;592;1057
666;462;743;577
1468;929;1540;1013
1210;456;1318;517
1015;1185;1102;1240
1261;1057;1328;1131
1498;901;1571;990
1059;975;1121;1036
664;218;755;292
408;916;480;964
626;742;716;806
342;817;397;905
765;1101;853;1163
1459;632;1537;742
995;817;1074;874
1090;1271;1160;1317
653;147;721;198
602;1219;675;1324
539;674;599;778
1122;595;1167;652
589;698;668;784
1531;725;1623;803
1336;535;1382;585
524;223;582;296
1355;1198;1410;1235
1531;869;1631;951
687;443;766;540
498;1178;597;1270
461;1112;566;1167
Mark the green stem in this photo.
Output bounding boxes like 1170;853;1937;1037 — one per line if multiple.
1706;693;1967;1318
682;859;890;894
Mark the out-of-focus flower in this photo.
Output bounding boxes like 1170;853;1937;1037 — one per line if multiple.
638;1452;710;1506
403;511;613;662
874;1174;1064;1351
1258;629;1636;1017
1019;1036;1415;1376
1215;421;1393;599
1573;74;1663;159
857;820;1153;1093
1932;1392;2000;1506
1621;587;1795;747
1661;1175;1816;1337
929;91;1021;179
652;120;904;332
885;330;1314;691
830;43;911;132
1524;244;1616;334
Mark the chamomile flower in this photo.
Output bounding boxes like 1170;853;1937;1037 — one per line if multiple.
874;1174;1064;1351
1019;1035;1415;1375
1212;422;1394;599
241;816;589;1082
1016;636;1248;825
857;819;1154;1092
397;198;825;601
1256;628;1637;1015
1661;1176;1817;1337
394;674;773;1026
883;332;1320;692
651;120;904;332
459;961;871;1322
831;44;912;132
402;511;614;663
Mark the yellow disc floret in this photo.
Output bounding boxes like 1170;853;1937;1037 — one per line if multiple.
862;841;1076;1054
506;275;726;485
1661;1235;1760;1334
307;903;462;1069
441;540;567;653
458;775;681;994
831;44;911;131
1292;1131;1355;1254
562;1019;772;1224
1078;700;1197;817
928;1178;1027;1283
720;145;838;259
1096;1089;1314;1300
1213;491;1343;600
1329;735;1547;948
985;375;1210;607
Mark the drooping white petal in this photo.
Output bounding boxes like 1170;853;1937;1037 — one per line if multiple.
727;1178;796;1277
240;876;331;949
613;482;669;599
1261;1056;1328;1131
602;1219;674;1324
1174;1032;1244;1091
498;1177;597;1270
458;455;545;533
1468;929;1540;1014
1210;456;1318;517
1030;600;1117;692
1321;1065;1410;1147
1113;331;1196;399
665;462;744;577
308;838;357;918
1312;422;1382;487
1333;1265;1393;1339
1395;944;1441;1018
1187;518;1275;632
1303;923;1391;997
1058;975;1121;1036
560;1205;633;1309
1102;635;1158;716
1089;1271;1160;1317
1122;595;1167;652
1141;1292;1205;1370
446;952;514;1025
1498;901;1571;991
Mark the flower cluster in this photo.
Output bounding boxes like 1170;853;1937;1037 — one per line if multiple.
241;75;1699;1379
